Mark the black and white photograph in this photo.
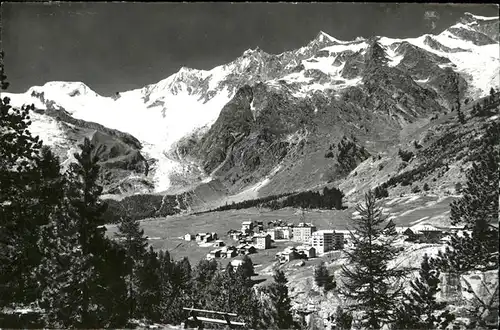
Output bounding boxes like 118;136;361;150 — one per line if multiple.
1;2;499;329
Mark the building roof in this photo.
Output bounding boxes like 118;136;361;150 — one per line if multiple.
296;245;315;251
333;229;351;234
296;222;315;228
409;224;442;233
231;259;244;267
395;226;409;233
312;229;335;235
242;221;252;225
254;233;271;238
221;246;236;252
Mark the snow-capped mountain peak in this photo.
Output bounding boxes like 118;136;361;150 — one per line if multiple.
242;47;264;57
27;81;100;99
463;12;499;22
5;14;499;194
316;30;349;44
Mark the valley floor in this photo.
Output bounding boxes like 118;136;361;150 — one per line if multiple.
105;193;457;274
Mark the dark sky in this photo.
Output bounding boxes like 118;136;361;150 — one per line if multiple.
1;2;498;96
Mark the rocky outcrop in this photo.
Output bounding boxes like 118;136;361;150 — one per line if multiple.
448;27;497;46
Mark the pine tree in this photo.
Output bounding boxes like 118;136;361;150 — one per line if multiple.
431;231;496;273
221;263;238;312
65;137;109;326
383;219;397;236
267;270;295;329
393;254;455;329
136;246;161;322
0;50;47;308
335;306;353;330
450;122;499;235
238;255;255;279
314;261;336;291
374;186;389;199
157;250;174;323
92;239;129;327
191;259;219;308
158;256;192;324
36;138;126;328
457;107;466;124
115;216;148;319
233;267;264;329
37;202;95;328
340;191;406;329
447;121;499;270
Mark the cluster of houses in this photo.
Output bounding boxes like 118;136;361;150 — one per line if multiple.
224;221;349;263
184;232;218;243
274;224;347;263
276;245;316;263
206;243;258;261
183;218;467;266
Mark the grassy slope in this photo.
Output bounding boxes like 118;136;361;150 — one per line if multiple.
105;191;456;264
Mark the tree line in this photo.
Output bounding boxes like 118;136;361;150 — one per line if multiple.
196;185;345;215
263;186;345;210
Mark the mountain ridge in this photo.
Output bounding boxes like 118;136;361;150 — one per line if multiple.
2;13;499;214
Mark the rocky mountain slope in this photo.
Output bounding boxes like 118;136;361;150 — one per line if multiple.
2;12;498;215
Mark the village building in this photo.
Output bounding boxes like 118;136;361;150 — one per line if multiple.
268;227;292;240
231;259;244;268
276;247;296;263
230;231;243;241
236;244;256;255
213;240;225;248
238;236;254;245
446;225;465;234
267;229;279;241
280;227;292;240
196;232;217;243
395;226;409;235
220;246;237;259
241;221;254;233
184;233;194;241
404;224;443;243
296;245;316;259
206;249;222;260
333;231;345;250
254;233;272;249
281;250;298;262
195;233;208;242
292;222;316;243
311;230;344;254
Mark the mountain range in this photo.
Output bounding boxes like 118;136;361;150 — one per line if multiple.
3;12;499;218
